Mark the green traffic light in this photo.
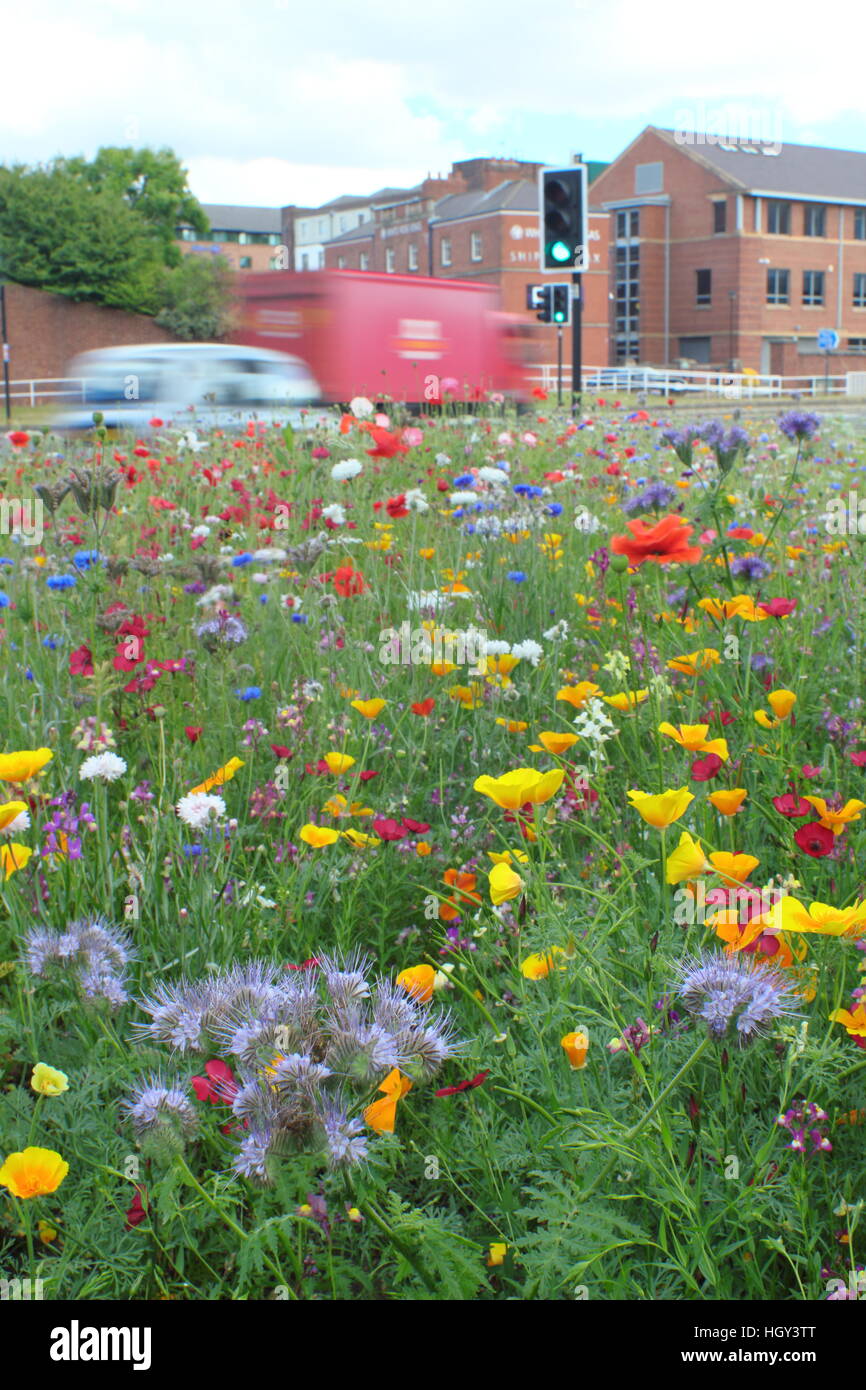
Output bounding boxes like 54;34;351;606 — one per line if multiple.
550;240;571;263
553;312;565;322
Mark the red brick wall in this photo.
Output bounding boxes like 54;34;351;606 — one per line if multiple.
6;283;176;393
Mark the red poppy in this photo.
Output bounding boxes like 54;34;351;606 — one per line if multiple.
148;418;164;428
531;387;548;401
185;726;204;744
801;764;822;779
411;698;436;717
609;515;703;567
7;430;29;447
402;817;430;833
385;494;409;519
435;1070;490;1097
333;565;366;597
773;792;810;818
270;744;293;760
794;822;834;857
69;644;94;677
366;428;409;459
372;817;408;841
124;1185;148;1230
192;1059;238;1106
286;957;320;971
728;526;754;541
304;759;331;775
691;753;723;782
757;597;797;618
356;769;379;782
849;750;866;767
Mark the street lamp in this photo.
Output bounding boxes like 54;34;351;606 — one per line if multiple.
728;289;737;370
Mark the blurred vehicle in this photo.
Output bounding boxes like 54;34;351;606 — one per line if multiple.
51;343;325;434
584;367;705;394
235;269;529;406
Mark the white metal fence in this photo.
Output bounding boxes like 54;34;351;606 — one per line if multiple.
7;378;88;407
527;364;864;398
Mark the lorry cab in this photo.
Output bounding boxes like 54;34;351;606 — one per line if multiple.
52;343;324;434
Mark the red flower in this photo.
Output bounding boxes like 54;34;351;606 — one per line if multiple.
794;822;834;857
773;792;810;818
7;430;29;447
270;744;293;760
304;759;331;775
531;387;548;401
801;764;822;779
366;428;409;459
192;1059;237;1106
184;726;204;743
124;1185;148;1230
69;644;94;677
849;750;866;767
728;526;754;541
356;769;379;782
333;565;366;597
411;698;436;717
148;418;164;428
372;817;408;841
385;494;409;519
610;515;703;567
757;597;797;619
691;753;723;782
286;957;320;971
402;817;430;833
435;1070;490;1098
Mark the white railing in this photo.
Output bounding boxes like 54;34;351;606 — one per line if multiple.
526;364;856;398
8;378;88;406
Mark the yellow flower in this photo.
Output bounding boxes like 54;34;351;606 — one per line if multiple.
698;595;767;622
189;755;244;795
627;787;694;829
0;800;27;832
350;698;387;719
418;547;435;559
658;723;729;760
561;1030;589;1069
0;844;32;879
299;824;341;847
780;898;866;938
340;829;381;849
603;689;649;711
496;718;529;733
530;731;579;755
323;752;356;775
802;796;865;836
31;1064;69;1097
0;748;53;784
708;788;748;815
480;654;520;679
556;681;602;709
0;1146;69;1199
830;1003;866;1037
363;1069;412;1134
322;794;372;818
666;649;720;676
396;965;435;1003
449;682;484;709
767;689;796;720
38;1220;58;1243
489;861;524;905
665;831;710;884
474;767;564;811
431;660;458;676
520;947;566;980
708;851;760;887
487;848;530;866
487;1242;508;1267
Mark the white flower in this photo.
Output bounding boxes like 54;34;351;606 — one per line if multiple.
178;431;207;452
407;590;451;611
435;453;451;466
191;525;211;539
543;619;569;641
253;548;288;563
321;503;347;525
350;396;374;419
176;792;226;830
404;489;429;513
280;593;302;610
251;572;270;584
478;467;509;485
196;584;234;608
482;639;511;656
511;639;544;666
2;809;30;835
80;752;127;783
449;491;478;505
302;680;324;699
331;459;363;482
574;508;602;533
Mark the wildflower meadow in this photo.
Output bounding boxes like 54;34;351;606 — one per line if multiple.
1;397;866;1315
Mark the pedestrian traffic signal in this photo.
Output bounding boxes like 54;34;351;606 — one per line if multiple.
526;283;570;325
539;166;588;272
551;284;570;325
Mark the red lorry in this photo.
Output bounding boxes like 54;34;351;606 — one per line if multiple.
234;269;531;407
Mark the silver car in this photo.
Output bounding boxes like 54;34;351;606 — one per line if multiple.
51;343;326;434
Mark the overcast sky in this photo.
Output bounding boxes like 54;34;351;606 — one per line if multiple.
4;0;865;209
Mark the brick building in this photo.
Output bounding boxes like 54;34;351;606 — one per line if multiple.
177;203;286;272
589;126;866;373
324;158;611;370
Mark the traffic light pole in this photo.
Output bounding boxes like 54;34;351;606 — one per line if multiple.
0;283;10;425
571;272;582;414
556;326;563;406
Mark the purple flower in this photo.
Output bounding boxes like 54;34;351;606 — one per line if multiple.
674;951;800;1045
731;555;772;582
778;410;821;441
623;481;677;515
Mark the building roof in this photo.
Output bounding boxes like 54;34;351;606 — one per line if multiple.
326;223;376;246
433;179;538;223
655;127;866;201
197;203;283;233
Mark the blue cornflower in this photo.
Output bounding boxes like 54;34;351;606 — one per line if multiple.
546;502;563;517
236;686;262;701
453;473;475;488
259;593;268;604
73;549;100;570
42;635;57;647
0;592;9;608
507;571;528;582
232;553;254;567
291;613;308;624
46;574;76;590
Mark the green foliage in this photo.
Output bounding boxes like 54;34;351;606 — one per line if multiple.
154;253;236;341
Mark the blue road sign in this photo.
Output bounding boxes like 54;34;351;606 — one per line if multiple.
817;329;839;351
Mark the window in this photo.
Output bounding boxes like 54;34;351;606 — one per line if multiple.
318;219;326;235
440;237;452;267
848;337;866;352
804;204;826;236
696;269;712;306
210;230;229;242
678;336;712;364
802;270;824;305
713;200;726;233
766;268;789;304
318;251;324;269
855;208;866;240
616;209;639;239
470;232;482;262
239;256;252;268
238;232;250;245
339;216;347;232
359;252;369;270
635;161;663;194
268;234;281;246
301;253;309;270
357;211;366;224
614;242;639;362
386;248;395;272
854;273;866;308
337;256;346;269
408;243;418;270
177;227;196;242
766;200;791;234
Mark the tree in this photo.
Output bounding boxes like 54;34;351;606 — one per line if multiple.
154;253;236;340
0;163;163;312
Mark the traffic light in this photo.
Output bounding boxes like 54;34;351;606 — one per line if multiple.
539;165;588;272
526;283;570;325
551;284;570;325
